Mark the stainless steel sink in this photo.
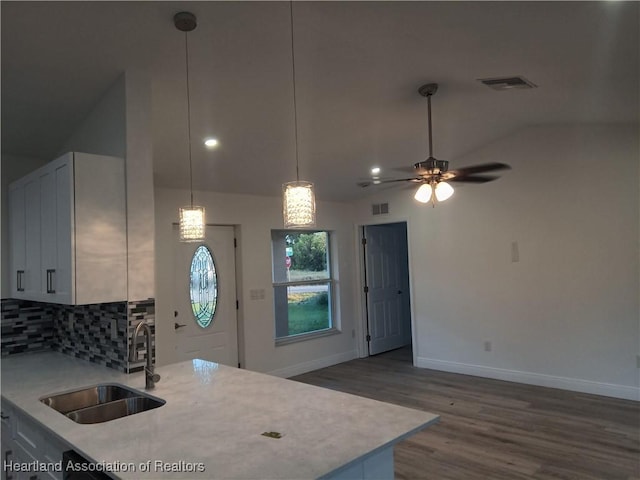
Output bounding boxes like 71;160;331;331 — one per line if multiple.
40;384;165;423
66;396;164;424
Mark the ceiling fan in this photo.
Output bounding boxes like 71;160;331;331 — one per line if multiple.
358;83;510;205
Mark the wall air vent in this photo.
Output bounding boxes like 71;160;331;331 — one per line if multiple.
372;203;389;216
478;76;537;90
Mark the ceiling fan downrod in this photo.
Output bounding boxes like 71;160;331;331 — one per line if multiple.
418;83;438;159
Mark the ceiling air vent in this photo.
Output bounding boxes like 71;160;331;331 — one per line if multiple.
478;76;537;90
372;203;389;216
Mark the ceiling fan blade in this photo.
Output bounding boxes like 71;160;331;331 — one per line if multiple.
449;175;499;183
449;162;511;176
393;166;418;174
357;177;421;188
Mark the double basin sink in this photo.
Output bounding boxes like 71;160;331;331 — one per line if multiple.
40;384;165;424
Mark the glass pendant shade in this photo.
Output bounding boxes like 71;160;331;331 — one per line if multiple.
283;181;316;228
414;183;433;203
179;206;206;242
435;181;454;201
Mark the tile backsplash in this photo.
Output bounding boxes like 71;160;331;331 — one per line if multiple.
1;298;155;373
1;299;54;355
52;301;128;371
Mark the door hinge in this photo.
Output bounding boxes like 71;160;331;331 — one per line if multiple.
363;285;369;294
361;238;367;245
236;300;239;310
234;238;237;248
366;334;371;342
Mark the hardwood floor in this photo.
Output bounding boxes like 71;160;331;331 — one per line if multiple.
291;347;640;480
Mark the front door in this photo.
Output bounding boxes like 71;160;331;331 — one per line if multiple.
173;225;238;367
364;222;412;355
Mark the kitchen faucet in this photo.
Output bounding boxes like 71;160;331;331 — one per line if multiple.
129;321;161;389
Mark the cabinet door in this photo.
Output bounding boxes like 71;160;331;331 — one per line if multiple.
54;161;73;303
1;400;15;480
40;169;57;297
24;177;42;300
8;184;26;298
40;159;73;304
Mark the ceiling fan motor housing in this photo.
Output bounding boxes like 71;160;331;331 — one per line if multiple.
415;158;449;174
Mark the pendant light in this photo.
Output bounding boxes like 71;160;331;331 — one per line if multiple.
176;12;205;242
282;1;316;228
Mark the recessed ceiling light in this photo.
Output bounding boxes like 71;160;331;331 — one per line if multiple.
371;167;381;176
204;138;219;148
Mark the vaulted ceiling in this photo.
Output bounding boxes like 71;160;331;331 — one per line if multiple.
2;1;638;201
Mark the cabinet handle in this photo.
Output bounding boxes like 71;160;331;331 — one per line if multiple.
46;269;56;294
5;449;13;480
0;412;9;420
16;270;24;292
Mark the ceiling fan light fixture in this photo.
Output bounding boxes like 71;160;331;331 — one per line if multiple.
435;181;454;202
283;181;316;228
414;183;432;203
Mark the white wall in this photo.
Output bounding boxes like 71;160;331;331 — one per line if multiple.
155;187;358;374
1;154;48;298
59;70;155;301
353;124;639;400
57;76;126;159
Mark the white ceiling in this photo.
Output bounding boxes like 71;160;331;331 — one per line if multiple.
2;1;638;201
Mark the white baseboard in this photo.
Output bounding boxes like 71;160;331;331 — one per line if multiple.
268;350;358;378
416;356;639;401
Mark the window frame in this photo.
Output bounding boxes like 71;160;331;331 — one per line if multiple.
271;229;339;345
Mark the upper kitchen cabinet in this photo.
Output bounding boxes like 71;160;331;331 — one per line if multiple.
9;152;127;305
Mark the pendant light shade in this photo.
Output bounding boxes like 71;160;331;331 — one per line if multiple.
282;1;316;228
283;181;316;228
176;12;205;242
179;206;206;242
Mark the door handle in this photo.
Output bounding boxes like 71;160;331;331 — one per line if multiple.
174;323;187;330
16;270;24;292
397;290;402;294
46;269;56;294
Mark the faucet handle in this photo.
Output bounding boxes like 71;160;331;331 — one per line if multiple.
150;373;161;383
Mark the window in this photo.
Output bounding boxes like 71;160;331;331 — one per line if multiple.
271;230;334;342
190;245;218;328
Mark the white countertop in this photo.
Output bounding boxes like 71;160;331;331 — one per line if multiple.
1;352;439;479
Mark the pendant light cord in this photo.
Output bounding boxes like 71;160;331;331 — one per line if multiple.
185;31;194;206
289;1;300;181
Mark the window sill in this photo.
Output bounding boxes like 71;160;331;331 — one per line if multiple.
275;328;341;347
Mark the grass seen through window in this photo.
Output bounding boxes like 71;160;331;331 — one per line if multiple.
287;290;330;335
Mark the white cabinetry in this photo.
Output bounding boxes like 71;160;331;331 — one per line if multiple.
9;152;126;305
1;398;68;480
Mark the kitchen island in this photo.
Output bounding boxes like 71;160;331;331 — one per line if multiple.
1;352;439;479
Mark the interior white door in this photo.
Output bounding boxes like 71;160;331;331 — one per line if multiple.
364;223;412;355
173;225;238;367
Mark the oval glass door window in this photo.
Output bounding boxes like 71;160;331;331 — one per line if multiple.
190;245;218;328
